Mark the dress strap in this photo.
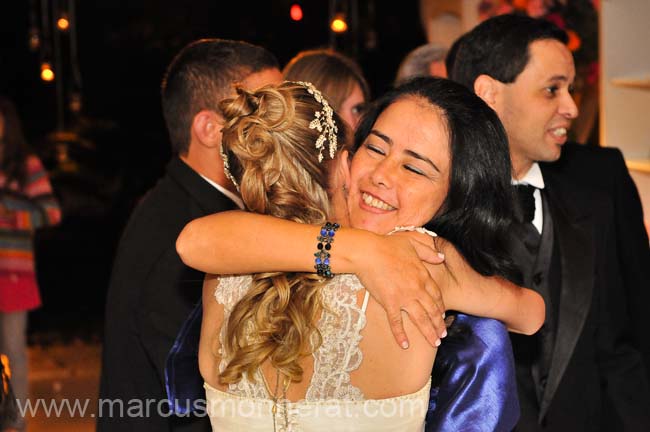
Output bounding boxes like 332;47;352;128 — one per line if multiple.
361;290;370;313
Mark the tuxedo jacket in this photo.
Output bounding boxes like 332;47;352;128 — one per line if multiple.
511;166;650;431
98;158;236;432
544;143;650;374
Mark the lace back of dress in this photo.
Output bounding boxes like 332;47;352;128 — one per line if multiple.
215;275;268;399
215;273;368;401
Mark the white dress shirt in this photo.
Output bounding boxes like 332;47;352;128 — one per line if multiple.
512;163;545;234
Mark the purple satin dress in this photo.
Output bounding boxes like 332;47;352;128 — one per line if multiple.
426;313;520;431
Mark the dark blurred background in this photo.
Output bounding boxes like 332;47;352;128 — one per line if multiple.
1;0;426;340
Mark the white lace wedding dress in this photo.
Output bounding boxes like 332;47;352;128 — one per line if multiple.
205;274;430;431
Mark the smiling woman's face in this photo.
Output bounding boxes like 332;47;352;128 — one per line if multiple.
346;96;451;235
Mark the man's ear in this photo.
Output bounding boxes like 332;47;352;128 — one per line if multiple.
473;74;500;108
191;110;223;148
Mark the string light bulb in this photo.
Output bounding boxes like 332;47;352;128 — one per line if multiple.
57;15;70;31
28;28;41;51
290;4;303;21
330;14;348;33
41;63;55;82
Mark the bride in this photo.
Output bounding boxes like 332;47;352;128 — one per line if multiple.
181;78;544;431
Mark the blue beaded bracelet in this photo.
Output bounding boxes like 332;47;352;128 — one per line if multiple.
314;222;340;278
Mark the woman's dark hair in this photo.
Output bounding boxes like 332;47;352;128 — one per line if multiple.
0;96;31;187
354;77;517;280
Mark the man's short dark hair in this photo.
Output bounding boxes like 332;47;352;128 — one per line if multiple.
444;33;467;80
161;39;279;154
449;14;568;90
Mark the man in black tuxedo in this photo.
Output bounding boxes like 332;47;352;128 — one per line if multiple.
449;14;650;431
546;143;650;376
98;39;282;431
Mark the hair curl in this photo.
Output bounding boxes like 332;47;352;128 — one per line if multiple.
217;82;347;384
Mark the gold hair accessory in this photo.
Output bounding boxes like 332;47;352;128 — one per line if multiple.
294;81;339;162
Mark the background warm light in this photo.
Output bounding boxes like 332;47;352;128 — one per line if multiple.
330;16;348;33
40;63;55;81
290;4;303;21
57;17;70;31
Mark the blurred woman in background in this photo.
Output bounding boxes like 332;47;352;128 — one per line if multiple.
283;48;370;129
0;96;61;432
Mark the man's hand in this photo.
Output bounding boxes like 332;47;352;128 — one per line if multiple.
354;231;447;349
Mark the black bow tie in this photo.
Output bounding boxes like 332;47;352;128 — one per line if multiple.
514;184;536;223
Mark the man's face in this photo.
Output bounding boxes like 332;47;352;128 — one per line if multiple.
494;39;578;178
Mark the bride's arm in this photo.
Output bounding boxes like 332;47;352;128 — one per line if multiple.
177;210;447;349
179;211;543;336
177;211;443;274
429;241;545;335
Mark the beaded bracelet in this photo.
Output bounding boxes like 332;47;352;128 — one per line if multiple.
314;221;340;278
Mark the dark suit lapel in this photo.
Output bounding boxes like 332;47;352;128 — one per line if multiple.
166;157;238;214
538;169;594;419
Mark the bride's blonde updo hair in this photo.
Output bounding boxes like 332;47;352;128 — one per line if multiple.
217;81;348;385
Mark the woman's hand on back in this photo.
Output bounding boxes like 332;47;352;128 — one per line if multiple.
351;231;447;349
